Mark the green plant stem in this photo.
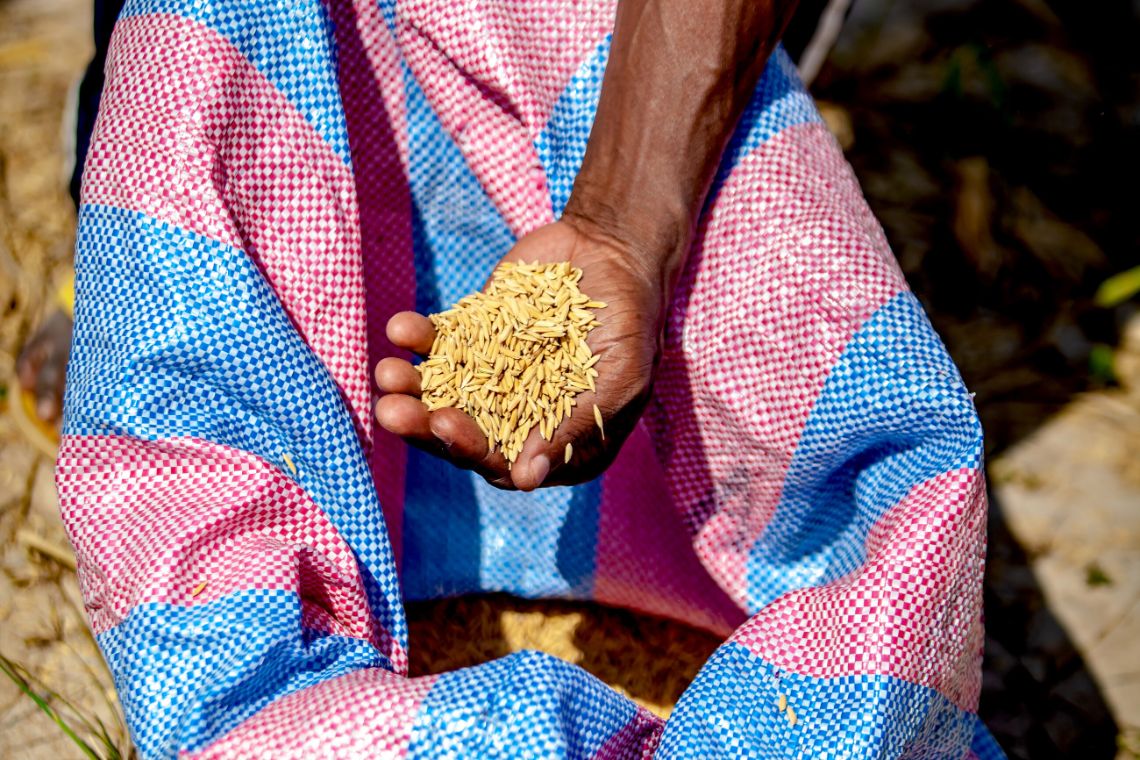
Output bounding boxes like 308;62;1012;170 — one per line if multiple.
0;654;103;760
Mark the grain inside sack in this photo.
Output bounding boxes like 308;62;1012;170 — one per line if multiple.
418;261;606;467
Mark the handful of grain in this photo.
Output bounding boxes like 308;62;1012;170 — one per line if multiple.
418;261;606;468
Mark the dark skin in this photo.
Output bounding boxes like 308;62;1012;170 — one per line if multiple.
376;0;800;491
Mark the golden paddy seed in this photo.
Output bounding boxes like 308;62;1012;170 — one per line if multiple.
418;261;605;468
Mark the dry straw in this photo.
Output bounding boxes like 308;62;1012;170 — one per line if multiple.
419;261;606;467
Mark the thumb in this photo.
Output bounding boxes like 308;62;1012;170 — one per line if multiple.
510;396;605;491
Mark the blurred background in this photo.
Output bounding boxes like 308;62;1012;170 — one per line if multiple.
0;0;1137;756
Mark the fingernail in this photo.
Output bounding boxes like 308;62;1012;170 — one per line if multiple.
530;454;550;488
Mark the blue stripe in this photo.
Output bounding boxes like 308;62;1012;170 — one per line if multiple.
97;590;380;758
971;714;1008;759
658;642;995;758
119;0;351;166
67;204;405;651
536;43;820;220
533;34;611;218
746;291;983;611
401;63;515;312
407;650;639;759
971;715;1007;756
398;68;603;601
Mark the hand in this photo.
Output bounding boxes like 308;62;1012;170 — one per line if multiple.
374;218;665;491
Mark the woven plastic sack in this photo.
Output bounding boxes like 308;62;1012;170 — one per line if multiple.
58;0;1005;757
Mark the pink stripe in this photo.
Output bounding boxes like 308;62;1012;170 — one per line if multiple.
185;667;437;759
730;468;987;710
479;1;616;131
397;0;615;134
644;122;906;606
393;0;614;235
595;425;745;636
327;0;420;568
55;434;399;666
593;705;663;759
84;13;373;451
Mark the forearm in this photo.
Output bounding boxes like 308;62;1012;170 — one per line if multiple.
563;0;799;297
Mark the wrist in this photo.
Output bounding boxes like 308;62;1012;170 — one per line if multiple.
561;183;693;304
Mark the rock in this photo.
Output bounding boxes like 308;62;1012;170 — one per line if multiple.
1040;704;1083;753
1089;602;1140;729
1025;612;1073;666
1115;313;1140;398
1019;654;1048;684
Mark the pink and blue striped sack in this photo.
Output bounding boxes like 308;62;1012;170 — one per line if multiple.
57;0;1005;756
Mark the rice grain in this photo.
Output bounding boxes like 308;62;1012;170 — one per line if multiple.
419;262;606;468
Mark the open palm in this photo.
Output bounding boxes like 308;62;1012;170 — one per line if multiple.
374;219;665;490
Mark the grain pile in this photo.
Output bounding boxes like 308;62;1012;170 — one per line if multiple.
418;261;605;466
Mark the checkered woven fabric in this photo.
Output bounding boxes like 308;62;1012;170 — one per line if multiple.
58;0;1003;757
